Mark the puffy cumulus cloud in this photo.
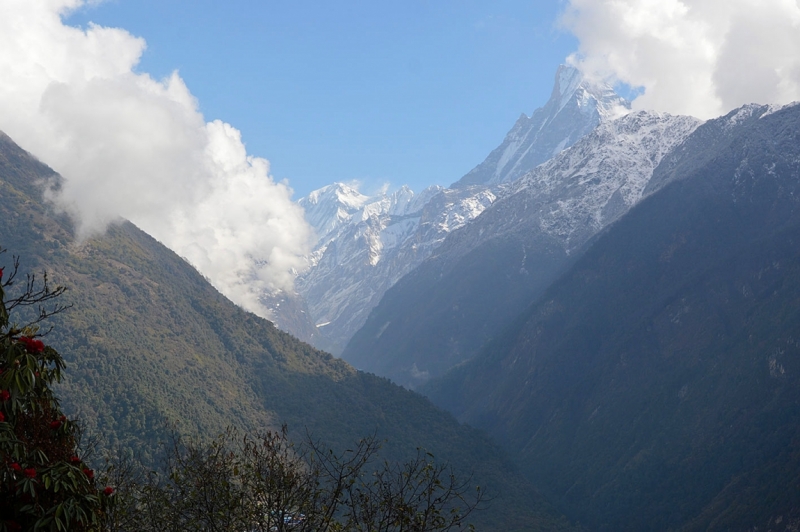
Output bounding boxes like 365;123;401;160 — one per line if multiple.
0;0;313;317
562;0;800;119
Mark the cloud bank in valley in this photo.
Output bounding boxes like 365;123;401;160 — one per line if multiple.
0;0;313;317
562;0;800;119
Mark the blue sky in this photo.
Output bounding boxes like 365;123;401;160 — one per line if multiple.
66;1;577;198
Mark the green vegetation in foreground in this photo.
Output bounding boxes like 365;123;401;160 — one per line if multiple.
0;253;110;530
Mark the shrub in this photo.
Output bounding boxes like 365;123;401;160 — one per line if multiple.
0;250;109;531
106;425;483;532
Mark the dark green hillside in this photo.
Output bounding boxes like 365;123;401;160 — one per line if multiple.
0;132;573;531
424;104;800;531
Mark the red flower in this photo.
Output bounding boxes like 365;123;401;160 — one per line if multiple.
0;267;4;281
0;390;9;401
103;486;114;496
50;420;62;430
83;468;94;480
5;520;21;532
70;455;81;464
9;463;21;472
24;468;36;479
18;336;45;353
0;412;4;422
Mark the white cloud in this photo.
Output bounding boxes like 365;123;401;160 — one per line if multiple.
0;0;313;317
562;0;800;119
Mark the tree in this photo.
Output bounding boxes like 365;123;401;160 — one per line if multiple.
106;426;484;531
0;249;110;531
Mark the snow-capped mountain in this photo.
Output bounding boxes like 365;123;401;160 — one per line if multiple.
451;64;629;189
495;110;703;253
299;183;373;244
343;110;702;388
295;182;496;354
284;64;630;353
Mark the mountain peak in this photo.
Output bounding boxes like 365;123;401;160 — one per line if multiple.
303;182;368;209
299;183;371;242
452;65;630;189
554;64;583;100
555;65;630;120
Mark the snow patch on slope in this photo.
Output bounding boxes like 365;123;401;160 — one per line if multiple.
510;111;703;250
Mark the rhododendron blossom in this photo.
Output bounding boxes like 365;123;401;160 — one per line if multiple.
18;336;45;353
0;245;102;521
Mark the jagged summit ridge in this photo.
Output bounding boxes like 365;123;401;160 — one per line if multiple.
299;183;446;270
283;65;633;353
452;64;630;189
298;183;371;244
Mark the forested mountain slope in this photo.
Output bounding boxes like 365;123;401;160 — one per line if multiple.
0;131;573;532
424;103;800;531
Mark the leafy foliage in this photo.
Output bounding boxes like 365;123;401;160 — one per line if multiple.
0;250;110;531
